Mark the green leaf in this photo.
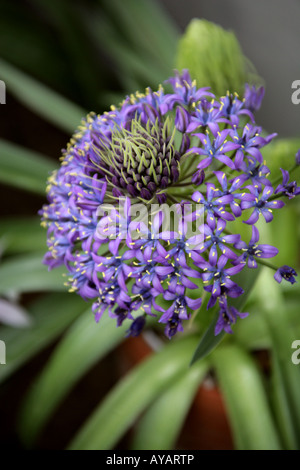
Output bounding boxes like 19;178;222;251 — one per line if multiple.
81;11;166;93
176;19;258;96
131;358;209;450
271;352;298;450
0;293;87;384
257;269;300;449
68;335;199;450
19;311;132;446
212;344;281;450
267;206;299;267
0;139;54;195
0;217;46;255
0;58;86;133
0;254;66;295
190;307;226;364
234;305;270;350
191;266;261;364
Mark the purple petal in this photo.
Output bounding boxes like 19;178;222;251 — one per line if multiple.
217;254;228;270
274;270;282;283
267;200;285;209
226;263;245;276
246;147;263;163
234;149;244;169
261;209;274;223
230;201;242;217
223;233;241;244
209;245;218;265
257;244;279;258
220;244;237;260
197;157;213;170
155;266;174;276
248;257;258;268
186;297;202;310
216;154;236;170
216;194;234;205
250;225;260;244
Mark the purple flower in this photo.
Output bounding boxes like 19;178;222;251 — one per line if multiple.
274;266;297;284
175;106;191;133
217;92;254;124
233;226;278;268
243;84;265;112
275;169;300;199
230;124;276;169
215;296;248;335
197;219;240;261
213;171;251;217
237;159;271;191
162;70;213;112
126;315;146;337
159;292;202;339
192;184;235;229
241;186;285;224
196;254;245;301
191;169;205;185
186;99;224;135
296;149;300;166
188;127;239;170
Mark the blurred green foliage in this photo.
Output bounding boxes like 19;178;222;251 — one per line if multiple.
176;19;259;96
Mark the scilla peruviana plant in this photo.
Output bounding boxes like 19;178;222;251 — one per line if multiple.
40;70;300;340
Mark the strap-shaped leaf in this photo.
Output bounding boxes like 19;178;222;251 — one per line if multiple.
190;307;226;365
68;335;199;450
131;357;209;450
0;293;87;383
0;217;46;254
258;269;300;449
19;312;133;446
0;58;86;133
0;254;66;295
81;11;165;92
191;266;261;364
0;139;53;195
101;0;178;73
212;343;281;450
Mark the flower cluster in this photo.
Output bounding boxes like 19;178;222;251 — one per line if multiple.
40;70;299;338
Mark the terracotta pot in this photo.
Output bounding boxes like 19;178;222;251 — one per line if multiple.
119;335;234;450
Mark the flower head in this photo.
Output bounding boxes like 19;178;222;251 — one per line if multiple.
40;70;299;340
